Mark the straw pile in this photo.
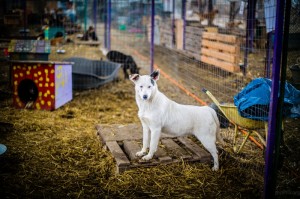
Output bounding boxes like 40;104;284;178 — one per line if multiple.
0;43;298;198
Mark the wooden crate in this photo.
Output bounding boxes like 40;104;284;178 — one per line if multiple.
201;32;240;72
184;25;204;60
97;124;211;173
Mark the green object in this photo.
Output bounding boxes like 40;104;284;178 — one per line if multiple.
44;27;49;40
119;25;126;31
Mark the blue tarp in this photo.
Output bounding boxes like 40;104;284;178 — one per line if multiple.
234;78;300;121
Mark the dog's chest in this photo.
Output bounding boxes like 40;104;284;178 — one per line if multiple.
137;102;158;122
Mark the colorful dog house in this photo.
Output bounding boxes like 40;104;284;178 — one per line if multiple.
11;60;73;110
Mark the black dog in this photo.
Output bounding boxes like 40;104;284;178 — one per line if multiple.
106;50;140;79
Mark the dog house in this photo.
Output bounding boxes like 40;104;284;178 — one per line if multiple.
11;60;73;110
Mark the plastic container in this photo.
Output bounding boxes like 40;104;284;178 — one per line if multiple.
64;57;121;90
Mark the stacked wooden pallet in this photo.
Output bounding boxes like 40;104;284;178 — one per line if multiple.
201;32;240;72
185;23;204;60
160;19;173;49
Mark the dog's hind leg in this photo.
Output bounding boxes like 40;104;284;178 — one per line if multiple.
194;131;219;171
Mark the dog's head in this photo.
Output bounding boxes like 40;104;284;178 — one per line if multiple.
129;69;160;101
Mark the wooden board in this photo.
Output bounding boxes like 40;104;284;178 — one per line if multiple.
200;32;240;73
201;55;240;72
74;40;101;45
97;124;211;173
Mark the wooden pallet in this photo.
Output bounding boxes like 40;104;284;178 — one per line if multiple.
74;40;101;45
201;32;240;72
96;124;211;173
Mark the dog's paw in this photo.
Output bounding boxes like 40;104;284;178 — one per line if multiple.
142;154;153;161
212;165;219;171
136;151;146;157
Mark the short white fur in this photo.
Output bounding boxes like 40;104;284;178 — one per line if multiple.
130;70;224;171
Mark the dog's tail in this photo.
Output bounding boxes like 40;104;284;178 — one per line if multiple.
211;109;225;146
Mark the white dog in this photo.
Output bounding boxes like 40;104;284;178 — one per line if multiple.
130;70;224;171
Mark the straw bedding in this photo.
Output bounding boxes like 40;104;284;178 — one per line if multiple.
0;44;299;198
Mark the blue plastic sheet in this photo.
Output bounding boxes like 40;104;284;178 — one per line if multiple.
234;78;300;121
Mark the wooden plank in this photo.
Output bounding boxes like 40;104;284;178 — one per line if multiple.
123;140;141;161
200;55;240;72
177;137;211;162
96;124;175;144
106;141;130;167
75;40;101;45
202;39;238;54
201;48;238;63
155;145;173;163
161;139;191;160
203;32;238;44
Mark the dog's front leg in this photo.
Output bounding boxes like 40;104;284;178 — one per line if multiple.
142;128;161;161
136;122;150;157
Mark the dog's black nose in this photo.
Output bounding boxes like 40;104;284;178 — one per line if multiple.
143;95;148;100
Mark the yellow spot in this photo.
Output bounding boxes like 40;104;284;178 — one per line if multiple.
38;71;42;76
34;73;38;78
58;65;62;70
39;77;43;81
28;66;32;70
47;90;50;94
36;103;41;109
39;83;43;88
14;81;18;86
41;100;45;105
34;80;38;84
17;65;21;69
45;69;48;74
61;81;65;87
19;73;23;77
47;101;51;107
44;93;48;97
45;83;48;87
50;69;55;74
39;92;42;97
46;78;50;82
26;71;30;75
33;65;37;69
57;73;62;79
14;74;18;78
50;82;54;87
13;66;16;70
51;95;55;99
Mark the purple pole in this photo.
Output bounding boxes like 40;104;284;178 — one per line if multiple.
172;0;175;47
150;0;155;73
182;0;186;50
263;0;285;198
93;0;97;30
107;0;111;51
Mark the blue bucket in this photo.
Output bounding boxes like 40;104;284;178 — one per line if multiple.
0;144;7;155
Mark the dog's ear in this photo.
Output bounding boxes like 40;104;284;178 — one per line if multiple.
150;69;160;81
129;74;140;83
